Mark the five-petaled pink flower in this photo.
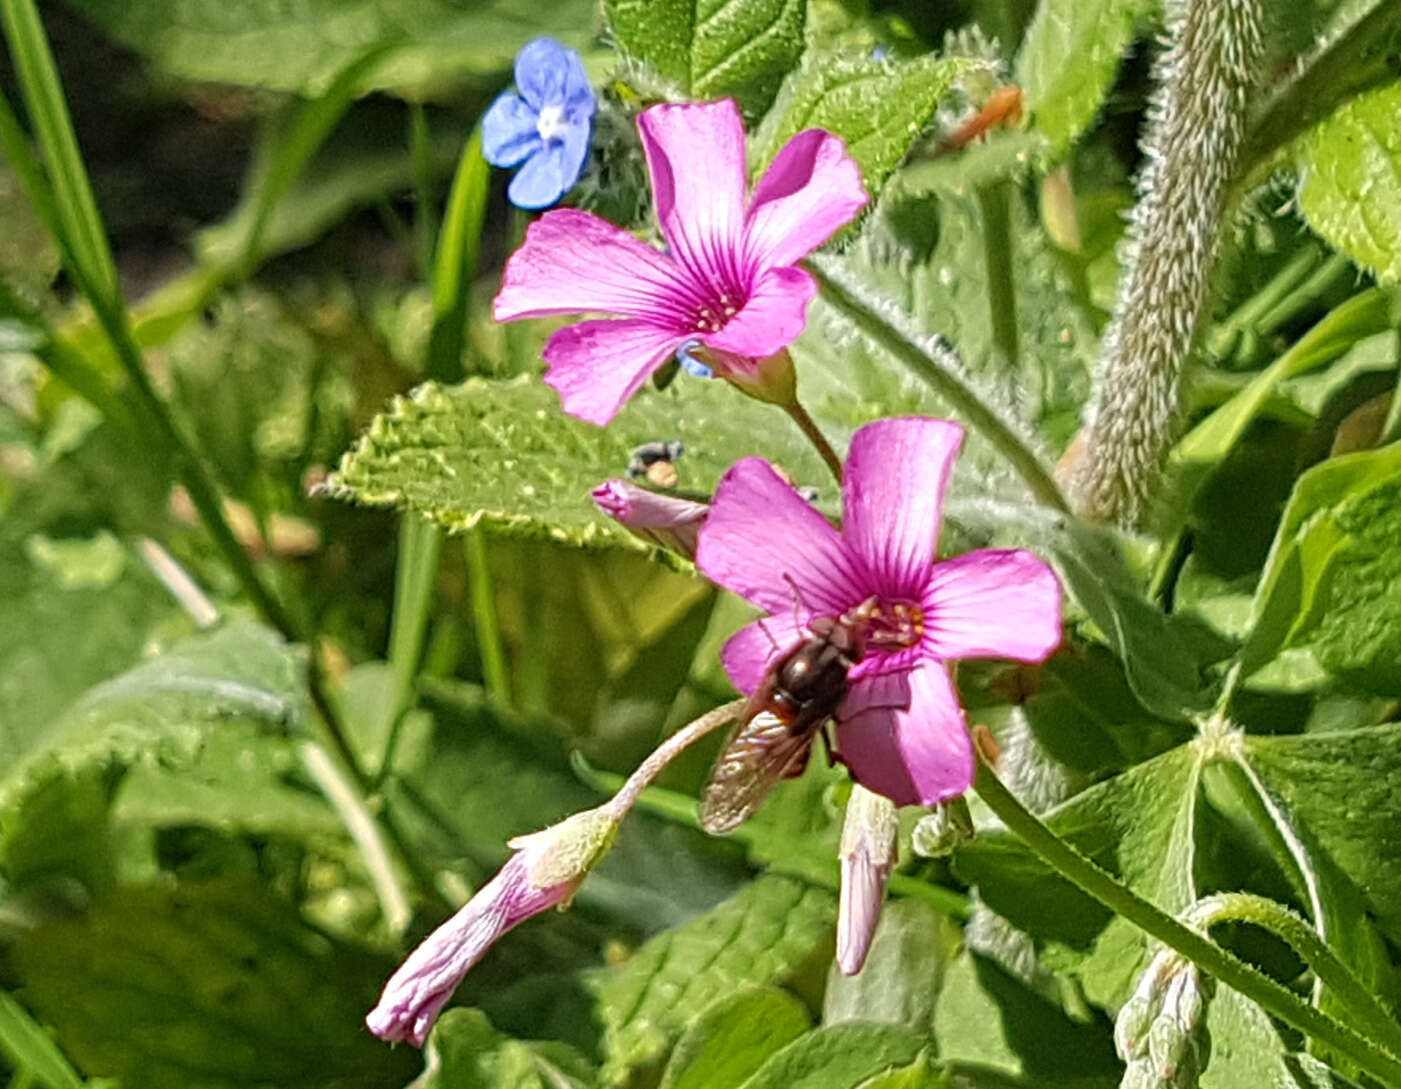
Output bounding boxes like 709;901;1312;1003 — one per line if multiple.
493;98;868;425
695;416;1063;806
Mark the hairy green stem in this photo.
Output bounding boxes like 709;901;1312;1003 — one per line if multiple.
1075;0;1267;521
973;755;1401;1086
810;263;1069;513
978;182;1019;372
1182;891;1401;1059
784;399;845;485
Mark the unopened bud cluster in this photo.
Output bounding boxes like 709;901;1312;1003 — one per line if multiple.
1115;951;1205;1089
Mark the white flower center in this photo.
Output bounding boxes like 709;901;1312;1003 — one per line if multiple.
536;105;568;143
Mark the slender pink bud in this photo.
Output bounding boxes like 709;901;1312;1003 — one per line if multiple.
837;785;899;975
366;810;615;1046
592;479;708;558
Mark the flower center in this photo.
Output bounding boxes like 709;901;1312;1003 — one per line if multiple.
855;598;925;652
691;291;741;333
536;105;568;143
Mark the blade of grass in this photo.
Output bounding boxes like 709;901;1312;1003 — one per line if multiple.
377;515;445;778
0;991;84;1089
426;124;489;382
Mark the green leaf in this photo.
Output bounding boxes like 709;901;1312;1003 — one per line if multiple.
1244;724;1401;942
823;899;960;1032
606;0;805;116
322;375;828;556
1299;80;1401;282
932;951;1119;1082
1200;987;1361;1089
423;1008;596;1089
753;54;973;199
954;744;1205;1009
659;987;812;1089
60;0;598;96
739;1023;928;1089
0;621;305;891
9;878;416;1089
1016;0;1154;153
1242;441;1401;690
587;875;835;1085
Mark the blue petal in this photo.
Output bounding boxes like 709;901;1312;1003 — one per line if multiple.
482;92;541;167
560;49;596;119
514;36;574;111
507;143;570;209
555;114;593;191
677;342;715;379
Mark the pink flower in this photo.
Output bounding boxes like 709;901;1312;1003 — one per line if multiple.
695;417;1063;806
366;811;614;1046
592;478;708;558
493;99;868;425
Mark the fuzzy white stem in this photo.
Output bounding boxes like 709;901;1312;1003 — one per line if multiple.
1075;0;1267;521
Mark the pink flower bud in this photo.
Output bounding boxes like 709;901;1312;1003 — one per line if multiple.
836;785;899;975
367;809;615;1046
592;479;708;559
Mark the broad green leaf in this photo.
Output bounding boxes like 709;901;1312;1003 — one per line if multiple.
823;900;960;1032
605;0;805;116
1242;442;1401;690
753;54;973;199
322;375;828;556
61;0;598;96
954;744;1205;1009
1245;724;1401;941
932;950;1119;1082
659;987;812;1089
423;1008;596;1089
1299;80;1401;282
740;1024;929;1089
0;621;304;891
9;878;415;1089
587;875;835;1084
1200;987;1361;1089
1016;0;1154;153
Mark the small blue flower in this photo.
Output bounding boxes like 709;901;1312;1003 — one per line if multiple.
676;340;715;379
482;38;596;209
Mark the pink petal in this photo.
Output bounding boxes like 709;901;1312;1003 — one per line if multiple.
701;266;816;359
923;549;1063;662
638;100;748;294
542;319;687;425
837;662;973;806
843;418;965;598
745;129;869;271
697;456;869;617
366;853;571;1046
720;614;805;696
494;208;696;323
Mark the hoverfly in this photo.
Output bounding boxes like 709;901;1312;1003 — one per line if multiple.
699;597;880;834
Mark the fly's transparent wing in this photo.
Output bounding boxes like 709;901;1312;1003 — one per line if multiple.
698;711;817;834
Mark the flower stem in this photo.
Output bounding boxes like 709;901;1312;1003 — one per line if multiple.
784;400;845;485
978;182;1019;372
605;700;746;819
1181;892;1401;1060
810;262;1070;513
972;754;1401;1087
465;528;512;704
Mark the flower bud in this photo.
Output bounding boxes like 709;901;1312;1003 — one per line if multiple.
1113;950;1204;1089
366;806;618;1046
592;479;708;559
911;797;974;857
837;785;899;975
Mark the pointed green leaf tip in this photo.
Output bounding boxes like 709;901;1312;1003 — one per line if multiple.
604;0;805;116
753;53;978;201
1300;81;1401;283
